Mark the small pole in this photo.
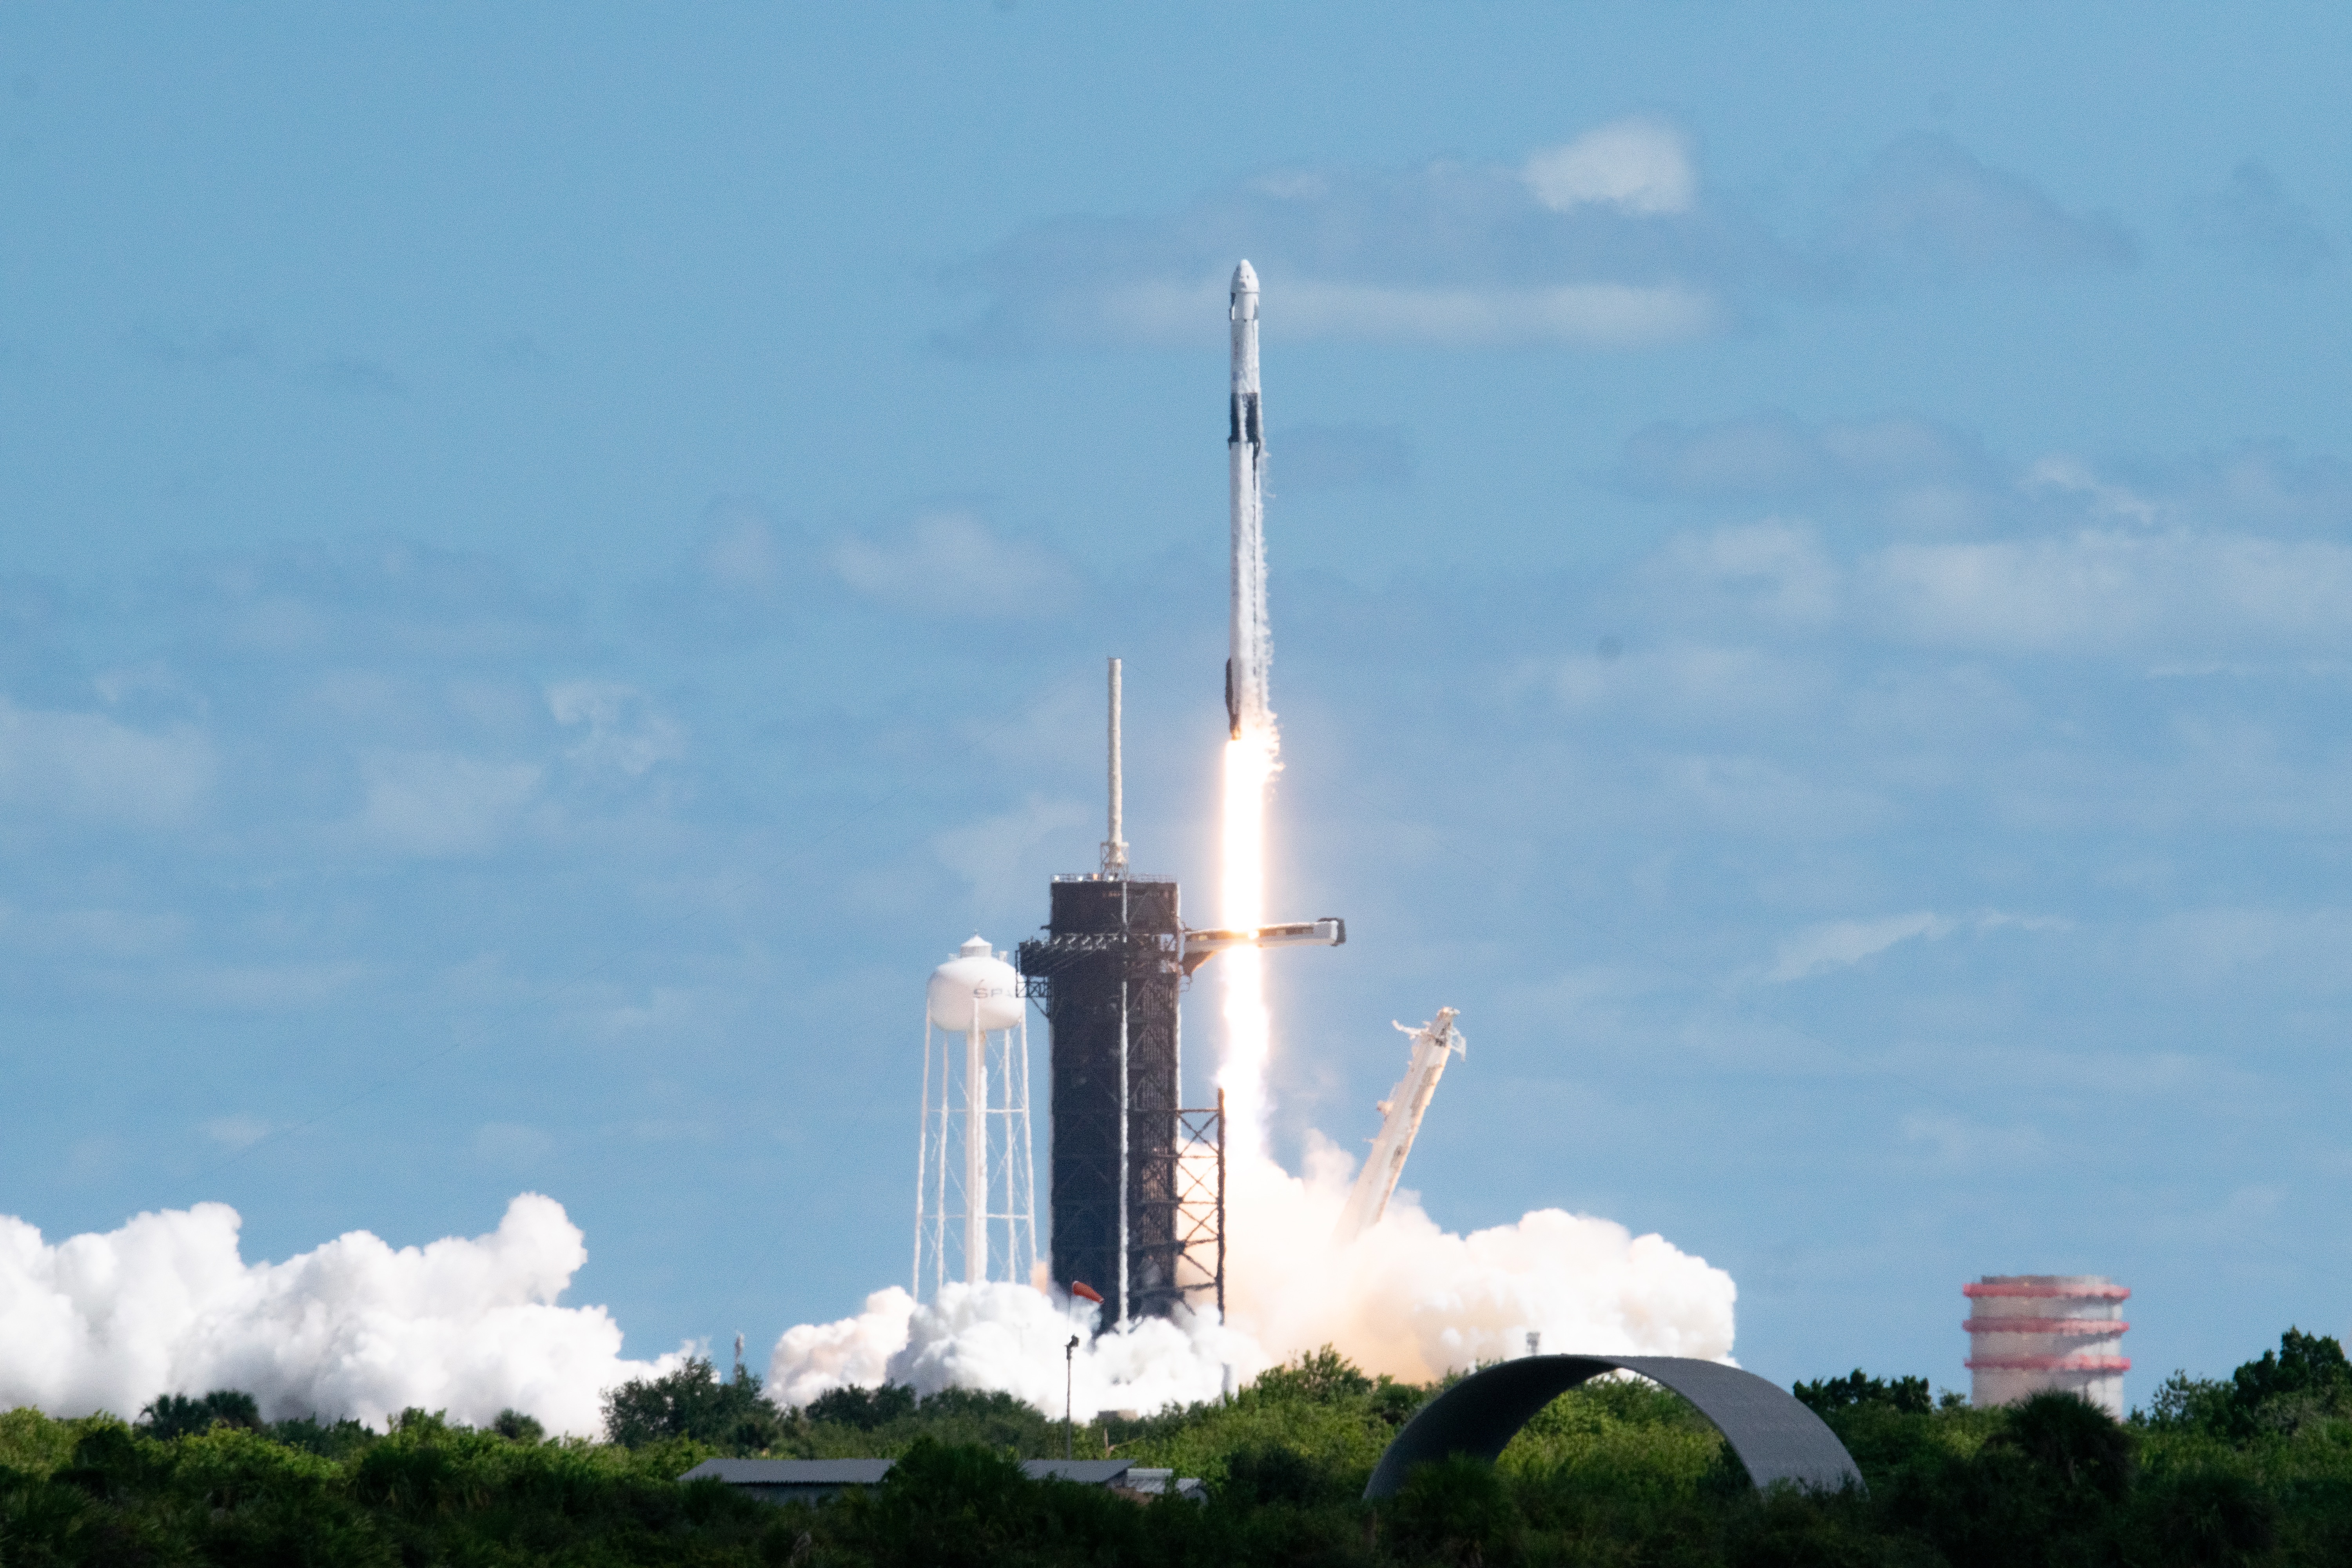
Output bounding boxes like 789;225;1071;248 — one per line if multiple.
1102;657;1128;876
1065;1335;1080;1459
1214;1087;1227;1322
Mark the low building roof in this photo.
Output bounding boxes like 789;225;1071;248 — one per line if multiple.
679;1457;1138;1488
1021;1460;1134;1485
679;1459;895;1487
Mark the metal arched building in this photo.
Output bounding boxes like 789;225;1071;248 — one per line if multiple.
1365;1355;1863;1499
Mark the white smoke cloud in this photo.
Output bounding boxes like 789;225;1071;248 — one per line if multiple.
769;1142;1735;1418
0;1193;681;1435
769;1282;1249;1420
0;1127;1735;1436
1523;118;1698;216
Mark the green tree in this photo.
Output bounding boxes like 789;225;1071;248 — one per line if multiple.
136;1390;261;1441
1384;1453;1521;1566
1249;1346;1374;1406
805;1382;918;1430
1792;1371;1932;1417
491;1408;545;1443
600;1356;787;1452
2229;1326;2352;1434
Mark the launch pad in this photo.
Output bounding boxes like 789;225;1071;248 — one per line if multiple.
1018;653;1341;1326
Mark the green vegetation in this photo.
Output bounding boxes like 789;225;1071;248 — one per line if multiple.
4;1331;2352;1563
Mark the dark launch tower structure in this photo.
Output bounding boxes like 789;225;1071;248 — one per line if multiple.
1016;655;1336;1328
1018;874;1206;1326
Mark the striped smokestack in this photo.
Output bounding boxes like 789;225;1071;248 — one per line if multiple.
1964;1274;2131;1418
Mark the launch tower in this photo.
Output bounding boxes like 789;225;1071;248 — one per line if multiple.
1018;659;1219;1325
1020;872;1190;1325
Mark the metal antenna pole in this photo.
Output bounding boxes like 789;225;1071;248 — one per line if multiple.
1065;1336;1080;1458
1215;1087;1227;1323
1101;657;1128;876
912;1015;931;1298
965;1014;986;1285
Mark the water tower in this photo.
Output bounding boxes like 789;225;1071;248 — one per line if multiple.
911;936;1038;1298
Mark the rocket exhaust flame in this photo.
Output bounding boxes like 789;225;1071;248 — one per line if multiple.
1217;728;1276;1156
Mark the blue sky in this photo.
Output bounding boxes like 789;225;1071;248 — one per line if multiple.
5;2;2351;1397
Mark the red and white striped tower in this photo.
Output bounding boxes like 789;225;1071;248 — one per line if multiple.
1964;1274;2131;1417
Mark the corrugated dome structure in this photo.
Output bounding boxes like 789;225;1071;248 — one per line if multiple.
1365;1355;1862;1500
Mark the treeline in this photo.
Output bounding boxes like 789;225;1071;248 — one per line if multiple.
1;1331;2349;1563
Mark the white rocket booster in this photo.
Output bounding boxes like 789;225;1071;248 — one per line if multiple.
1226;260;1269;739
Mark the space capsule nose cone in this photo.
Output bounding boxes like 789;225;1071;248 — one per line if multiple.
1232;260;1259;294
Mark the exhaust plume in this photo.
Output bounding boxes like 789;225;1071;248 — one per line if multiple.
0;1192;681;1435
768;1145;1735;1417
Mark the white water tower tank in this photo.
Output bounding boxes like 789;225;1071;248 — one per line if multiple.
927;936;1023;1033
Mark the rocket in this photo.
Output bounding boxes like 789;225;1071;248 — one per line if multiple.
1225;260;1269;740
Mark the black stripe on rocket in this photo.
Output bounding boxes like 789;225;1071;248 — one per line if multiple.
1229;393;1262;448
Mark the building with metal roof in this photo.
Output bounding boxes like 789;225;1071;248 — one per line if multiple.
678;1457;1203;1504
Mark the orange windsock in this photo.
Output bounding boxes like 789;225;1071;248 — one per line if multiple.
1069;1281;1103;1305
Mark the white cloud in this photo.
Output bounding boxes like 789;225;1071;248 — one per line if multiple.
1662;754;1891;838
358;750;541;857
2023;456;2162;526
1616;412;1994;505
0;700;214;827
1280;279;1717;348
0;905;187;958
201;1114;271;1150
1833;134;2136;276
696;499;791;597
1540;642;1830;725
932;796;1092;912
939;122;1782;356
1659;522;1841;626
2180;161;2333;279
1766;910;2067;983
183;962;370;1010
1900;1112;2048;1171
548;682;685;776
1523;118;1697;215
474;1122;555;1169
1091;274;1716;352
832;513;1078;616
1769;911;1954;982
1864;528;2352;655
